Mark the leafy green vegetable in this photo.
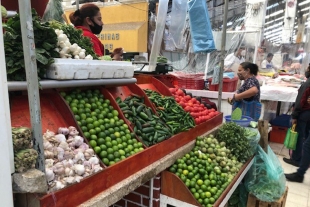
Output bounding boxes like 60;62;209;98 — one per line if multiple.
231;107;242;120
98;55;112;61
49;20;98;59
3;9;59;81
216;122;252;163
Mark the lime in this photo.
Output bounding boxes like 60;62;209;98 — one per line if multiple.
89;140;97;148
84;132;91;139
97;138;105;145
94;146;101;154
99;150;108;158
119;149;125;156
102;158;109;165
100;144;107;151
90;134;97;140
112;110;119;117
107;154;114;161
107;148;114;154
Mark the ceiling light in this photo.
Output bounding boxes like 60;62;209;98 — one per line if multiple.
299;0;310;6
301;7;310;11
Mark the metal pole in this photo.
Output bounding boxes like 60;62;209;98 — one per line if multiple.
218;0;229;112
18;0;45;172
0;8;14;207
76;0;80;10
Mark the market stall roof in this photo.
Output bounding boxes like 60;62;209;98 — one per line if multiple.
207;0;310;44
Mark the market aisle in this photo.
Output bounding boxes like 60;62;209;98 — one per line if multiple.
270;142;310;207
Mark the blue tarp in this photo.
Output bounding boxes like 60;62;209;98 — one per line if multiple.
188;0;216;53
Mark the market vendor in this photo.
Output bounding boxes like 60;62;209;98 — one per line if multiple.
224;47;245;72
111;48;125;61
69;3;105;56
260;53;279;72
228;62;261;121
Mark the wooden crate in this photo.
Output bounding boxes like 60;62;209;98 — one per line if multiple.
247;187;288;207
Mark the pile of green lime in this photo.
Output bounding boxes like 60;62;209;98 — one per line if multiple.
61;89;144;166
168;135;243;207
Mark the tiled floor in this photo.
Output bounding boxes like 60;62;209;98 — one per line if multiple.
269;142;310;207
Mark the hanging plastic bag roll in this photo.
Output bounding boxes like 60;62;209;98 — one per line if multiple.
188;0;216;53
148;0;169;71
169;0;188;48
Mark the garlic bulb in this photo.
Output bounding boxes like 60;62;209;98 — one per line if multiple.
74;175;83;183
45;159;55;168
74;152;85;164
44;151;54;159
55;181;65;190
89;156;99;166
74;164;85;176
55;134;66;143
58;141;69;151
45;168;55;182
84;148;94;160
68;126;79;136
58;127;69;136
43;140;53;151
57;147;65;161
63;150;74;160
79;143;89;151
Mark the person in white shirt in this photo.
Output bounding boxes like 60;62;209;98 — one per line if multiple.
224;47;245;72
260;53;279;72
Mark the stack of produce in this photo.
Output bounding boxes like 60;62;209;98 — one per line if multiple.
216;122;252;163
43;127;103;192
169;88;220;125
50;20;98;59
116;95;173;147
3;9;59;81
12;127;38;173
169;133;243;207
61;89;144;166
144;89;195;134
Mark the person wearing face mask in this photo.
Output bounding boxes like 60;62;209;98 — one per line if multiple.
69;3;105;56
224;47;246;72
228;62;261;121
283;65;310;180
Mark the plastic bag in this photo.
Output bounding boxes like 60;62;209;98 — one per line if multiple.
188;0;216;53
244;127;260;155
169;0;188;49
42;0;64;23
244;146;286;202
284;124;298;150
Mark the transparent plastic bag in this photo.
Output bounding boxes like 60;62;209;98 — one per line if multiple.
244;146;286;202
244;127;260;155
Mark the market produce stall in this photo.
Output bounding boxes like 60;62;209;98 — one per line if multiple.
1;0;292;206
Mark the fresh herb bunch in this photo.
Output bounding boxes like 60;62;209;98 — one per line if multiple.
3;9;59;81
216;122;252;163
49;20;98;59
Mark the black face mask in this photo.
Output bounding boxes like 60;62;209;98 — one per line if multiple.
89;19;102;35
305;71;310;79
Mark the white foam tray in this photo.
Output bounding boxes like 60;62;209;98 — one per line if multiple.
45;58;134;80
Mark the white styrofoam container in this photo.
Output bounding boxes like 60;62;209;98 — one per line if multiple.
46;58;134;80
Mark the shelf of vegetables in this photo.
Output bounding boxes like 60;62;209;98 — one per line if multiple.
3;6;256;207
161;123;259;207
10;82;223;206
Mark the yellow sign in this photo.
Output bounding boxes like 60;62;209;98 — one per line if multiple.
64;2;148;53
